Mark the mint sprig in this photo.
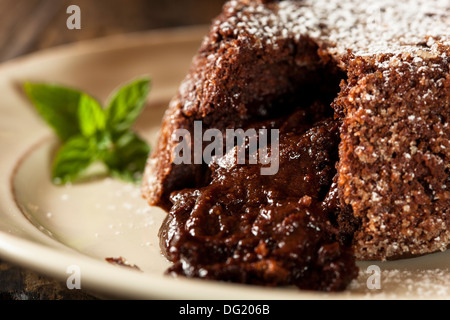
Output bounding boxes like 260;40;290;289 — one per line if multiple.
24;77;151;185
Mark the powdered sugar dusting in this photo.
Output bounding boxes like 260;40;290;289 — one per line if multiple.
346;260;450;299
218;0;449;57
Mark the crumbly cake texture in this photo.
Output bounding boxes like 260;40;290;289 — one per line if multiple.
142;0;449;263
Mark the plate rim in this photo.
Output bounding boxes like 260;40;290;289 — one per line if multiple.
0;25;210;74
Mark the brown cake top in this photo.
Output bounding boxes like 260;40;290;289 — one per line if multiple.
214;0;449;57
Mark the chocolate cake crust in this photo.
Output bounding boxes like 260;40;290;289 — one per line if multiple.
336;50;450;260
142;0;449;276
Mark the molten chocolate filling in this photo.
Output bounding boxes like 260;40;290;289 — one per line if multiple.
159;100;359;291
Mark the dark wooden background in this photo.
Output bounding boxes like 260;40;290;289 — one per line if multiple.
0;0;225;300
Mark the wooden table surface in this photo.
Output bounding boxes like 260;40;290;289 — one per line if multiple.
0;0;225;300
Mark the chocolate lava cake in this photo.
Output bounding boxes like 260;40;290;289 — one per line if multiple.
142;0;449;291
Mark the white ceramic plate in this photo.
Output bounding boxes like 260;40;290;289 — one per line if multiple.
0;26;449;300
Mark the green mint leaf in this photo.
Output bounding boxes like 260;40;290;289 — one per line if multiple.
24;76;152;186
52;135;97;185
103;132;150;183
24;82;82;141
105;78;150;133
78;93;105;137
